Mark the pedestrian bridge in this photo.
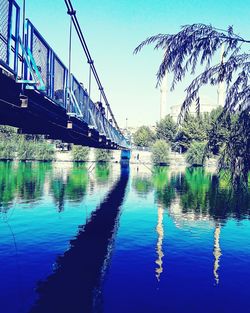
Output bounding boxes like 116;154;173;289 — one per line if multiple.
0;0;130;150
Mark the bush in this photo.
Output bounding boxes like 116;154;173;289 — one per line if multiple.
17;140;36;160
94;148;112;162
72;145;90;162
0;141;16;160
186;141;207;166
151;140;169;165
35;142;55;161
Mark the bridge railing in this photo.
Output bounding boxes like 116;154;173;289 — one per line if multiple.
0;0;19;74
0;0;130;149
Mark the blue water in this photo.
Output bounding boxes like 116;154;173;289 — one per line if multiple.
0;162;249;313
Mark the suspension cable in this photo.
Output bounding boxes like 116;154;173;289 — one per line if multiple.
67;17;73;113
64;0;120;131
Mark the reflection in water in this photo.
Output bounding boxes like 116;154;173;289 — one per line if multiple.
155;204;164;282
0;162;52;212
132;176;153;197
29;165;129;313
0;162;250;313
95;163;111;185
50;163;88;211
213;223;222;285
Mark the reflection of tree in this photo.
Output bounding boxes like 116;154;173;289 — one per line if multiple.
50;179;66;212
174;168;250;222
152;167;176;208
207;174;250;222
0;162;52;211
132;176;153;197
0;162;16;212
65;163;88;203
95;163;110;185
180;168;211;217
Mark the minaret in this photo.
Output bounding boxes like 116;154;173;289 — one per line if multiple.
160;72;168;120
155;204;164;282
217;44;226;107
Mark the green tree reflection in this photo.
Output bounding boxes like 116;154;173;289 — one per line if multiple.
0;162;16;212
16;162;52;202
65;163;88;203
180;168;211;216
152;166;176;208
95;163;110;185
132;176;153;197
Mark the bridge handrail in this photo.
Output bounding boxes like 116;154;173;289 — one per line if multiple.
0;0;130;149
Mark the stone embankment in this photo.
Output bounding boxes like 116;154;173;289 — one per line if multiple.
55;149;218;169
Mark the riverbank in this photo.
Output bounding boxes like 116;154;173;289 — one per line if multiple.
54;149;218;169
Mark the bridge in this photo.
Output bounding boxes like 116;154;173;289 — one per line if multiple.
0;0;130;150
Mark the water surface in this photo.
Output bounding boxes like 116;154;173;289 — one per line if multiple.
0;162;249;313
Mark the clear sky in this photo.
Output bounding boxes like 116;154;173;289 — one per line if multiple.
16;0;250;127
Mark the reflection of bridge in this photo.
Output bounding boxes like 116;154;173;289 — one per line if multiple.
0;0;130;150
29;165;129;313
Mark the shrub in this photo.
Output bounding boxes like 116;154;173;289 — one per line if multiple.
151;140;169;165
72;145;90;162
94;148;113;162
35;142;55;161
17;140;36;160
186;141;207;166
0;141;16;160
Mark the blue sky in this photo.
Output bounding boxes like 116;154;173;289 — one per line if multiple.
16;0;250;127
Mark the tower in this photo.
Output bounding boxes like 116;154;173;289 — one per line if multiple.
217;44;226;107
160;72;168;120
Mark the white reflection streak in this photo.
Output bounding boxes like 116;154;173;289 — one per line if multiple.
213;223;222;285
155;204;164;282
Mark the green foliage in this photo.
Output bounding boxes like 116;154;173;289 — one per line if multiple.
95;163;110;184
174;114;208;152
186;141;207;166
151;140;169;165
132;176;153;196
217;111;250;188
94;148;112;162
17;139;36;160
72;145;90;162
135;24;250;188
65;163;88;202
156;114;177;143
133;126;155;147
0;141;16;160
35;142;55;161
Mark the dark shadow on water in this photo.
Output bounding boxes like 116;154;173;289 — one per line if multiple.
29;164;129;313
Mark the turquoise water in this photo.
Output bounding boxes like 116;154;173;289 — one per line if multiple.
0;162;249;313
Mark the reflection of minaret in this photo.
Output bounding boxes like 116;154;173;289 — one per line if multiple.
213;223;222;285
160;72;168;120
155;204;164;282
217;44;226;106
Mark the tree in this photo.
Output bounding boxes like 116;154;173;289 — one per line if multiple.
174;114;208;152
156;114;177;143
94;148;113;162
133;126;155;147
186;141;207;166
151;140;170;165
135;24;250;187
72;145;90;162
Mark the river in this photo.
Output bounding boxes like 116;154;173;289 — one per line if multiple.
0;161;249;313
